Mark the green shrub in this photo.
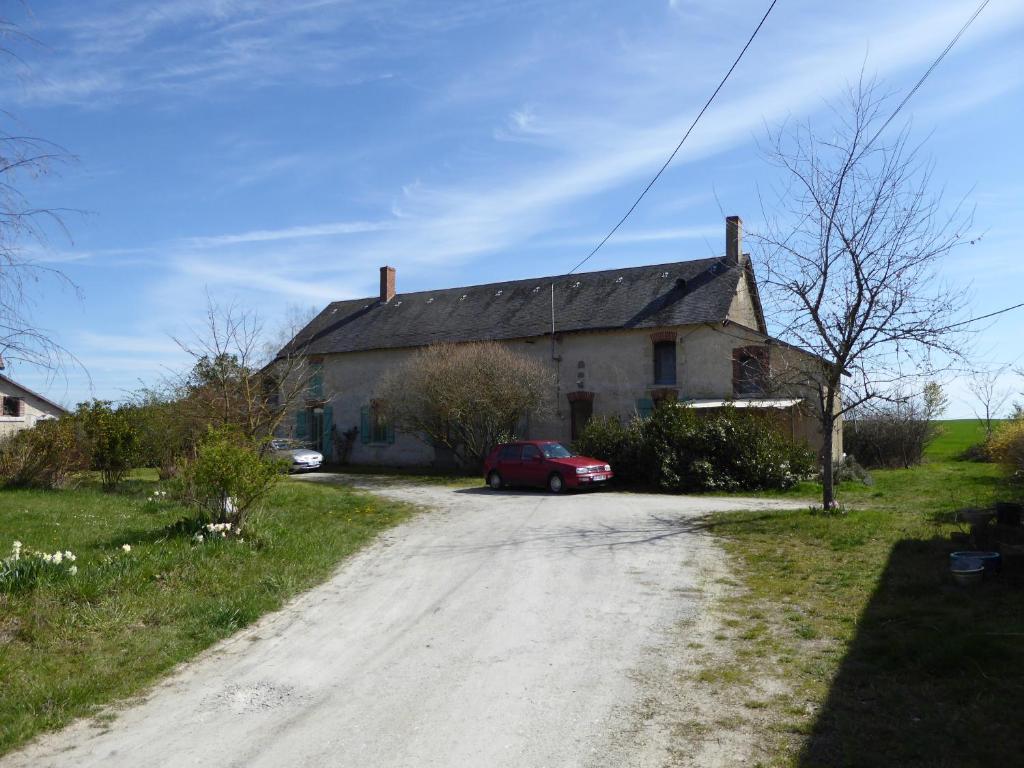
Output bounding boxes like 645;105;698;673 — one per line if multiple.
573;415;644;485
0;418;84;489
76;400;139;490
989;418;1024;488
575;405;815;493
176;428;281;526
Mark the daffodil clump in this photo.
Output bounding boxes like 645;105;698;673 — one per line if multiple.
144;489;170;505
1;540;78;592
192;522;243;544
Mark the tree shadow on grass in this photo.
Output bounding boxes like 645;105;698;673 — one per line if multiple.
799;537;1024;768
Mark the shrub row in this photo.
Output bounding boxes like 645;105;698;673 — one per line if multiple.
574;405;816;493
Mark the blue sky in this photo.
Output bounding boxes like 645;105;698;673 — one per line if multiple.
6;0;1024;417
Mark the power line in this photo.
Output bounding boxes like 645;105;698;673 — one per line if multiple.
863;0;991;153
942;302;1024;331
567;0;779;275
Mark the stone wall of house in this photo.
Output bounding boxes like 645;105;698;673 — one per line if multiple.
294;321;842;468
0;384;65;438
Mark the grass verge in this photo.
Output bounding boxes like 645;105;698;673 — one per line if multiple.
689;449;1023;766
0;472;413;756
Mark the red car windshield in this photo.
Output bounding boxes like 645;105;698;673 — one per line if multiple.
540;443;576;459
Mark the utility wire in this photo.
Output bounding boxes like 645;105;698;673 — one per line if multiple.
863;0;991;154
942;302;1024;331
567;0;779;275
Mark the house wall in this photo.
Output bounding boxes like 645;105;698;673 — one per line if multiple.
290;320;842;467
0;383;66;438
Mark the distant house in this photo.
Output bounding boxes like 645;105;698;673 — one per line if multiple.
0;371;69;438
278;216;842;466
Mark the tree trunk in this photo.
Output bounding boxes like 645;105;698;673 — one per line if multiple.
821;416;835;509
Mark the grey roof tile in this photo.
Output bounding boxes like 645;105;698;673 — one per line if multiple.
283;257;742;356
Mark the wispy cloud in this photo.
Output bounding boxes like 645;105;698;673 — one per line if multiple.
180;220;394;248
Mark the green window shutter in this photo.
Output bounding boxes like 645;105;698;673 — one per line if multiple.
636;398;654;419
322;404;333;458
387;421;396;445
296;409;309;440
360;406;370;444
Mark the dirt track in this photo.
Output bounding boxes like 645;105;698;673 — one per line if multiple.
2;478;805;767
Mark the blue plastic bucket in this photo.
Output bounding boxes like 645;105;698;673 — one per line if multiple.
950;551;1001;577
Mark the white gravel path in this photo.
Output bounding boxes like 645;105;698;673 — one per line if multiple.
2;477;807;768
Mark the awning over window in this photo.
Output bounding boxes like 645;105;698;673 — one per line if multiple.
681;398;802;409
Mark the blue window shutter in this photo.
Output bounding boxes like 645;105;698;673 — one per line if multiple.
360;406;370;444
636;398;654;419
296;409;309;440
322;404;333;458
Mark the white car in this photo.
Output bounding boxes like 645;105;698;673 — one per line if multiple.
269;439;323;472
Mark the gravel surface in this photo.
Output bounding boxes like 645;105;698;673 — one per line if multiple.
2;477;806;768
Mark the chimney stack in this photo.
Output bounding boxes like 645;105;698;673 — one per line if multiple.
380;265;396;304
725;215;742;267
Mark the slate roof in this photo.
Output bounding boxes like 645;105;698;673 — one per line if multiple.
282;256;748;357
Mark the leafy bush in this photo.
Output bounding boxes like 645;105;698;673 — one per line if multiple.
76;400;139;490
571;416;644;485
989;418;1024;488
176;428;281;526
0;418;85;489
575;405;815;492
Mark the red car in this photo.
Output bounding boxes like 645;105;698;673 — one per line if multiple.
483;441;613;493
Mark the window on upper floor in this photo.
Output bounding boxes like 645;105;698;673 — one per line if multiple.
2;397;22;417
307;361;324;398
733;346;769;396
653;340;677;385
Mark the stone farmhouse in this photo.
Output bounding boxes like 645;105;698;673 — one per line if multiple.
279;216;842;467
0;370;69;438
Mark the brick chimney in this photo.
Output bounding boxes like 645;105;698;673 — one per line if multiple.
725;215;742;267
379;265;396;304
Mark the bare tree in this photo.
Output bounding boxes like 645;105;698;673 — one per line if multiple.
755;77;970;508
0;14;79;375
171;296;318;450
378;341;553;469
967;366;1013;439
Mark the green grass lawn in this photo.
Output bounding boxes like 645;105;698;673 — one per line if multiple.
693;427;1023;767
924;418;996;461
0;472;413;756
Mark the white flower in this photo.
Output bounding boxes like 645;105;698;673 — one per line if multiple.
65;551;76;562
121;544;131;553
53;551;63;564
193;533;204;542
12;540;21;549
42;553;53;563
68;565;78;576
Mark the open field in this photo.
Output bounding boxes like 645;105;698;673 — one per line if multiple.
691;424;1022;766
0;472;412;756
924;418;997;461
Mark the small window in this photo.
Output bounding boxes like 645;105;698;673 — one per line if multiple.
733;347;769;395
653;340;676;385
521;444;541;461
2;397;21;417
500;444;522;461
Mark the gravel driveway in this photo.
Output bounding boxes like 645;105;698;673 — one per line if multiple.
2;477;806;768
